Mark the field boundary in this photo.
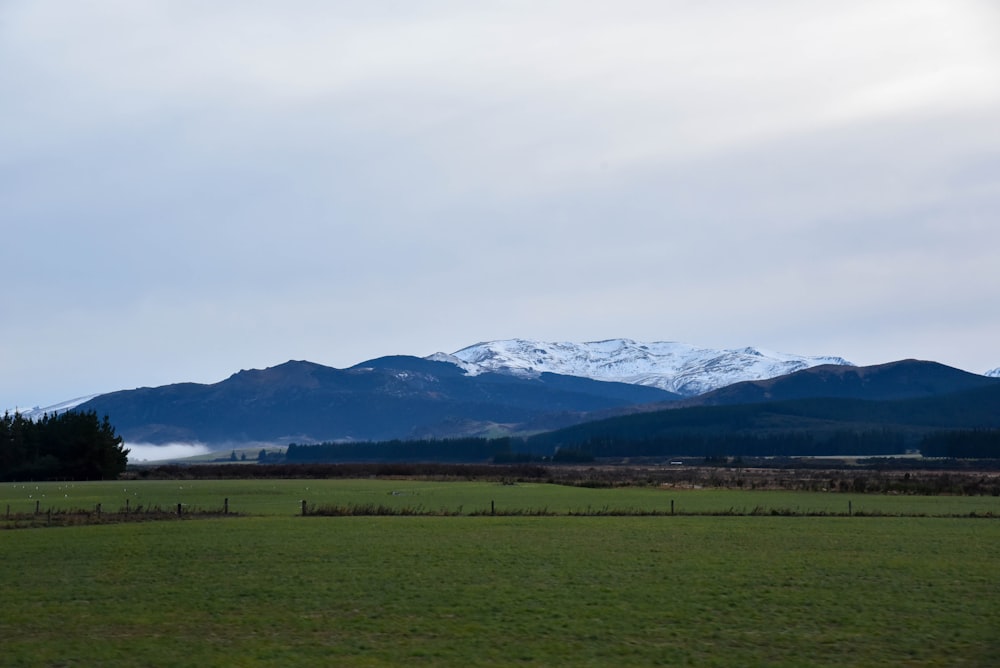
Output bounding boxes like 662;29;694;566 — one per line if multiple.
5;501;997;529
2;503;237;529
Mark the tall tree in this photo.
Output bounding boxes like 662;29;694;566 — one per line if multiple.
0;410;129;480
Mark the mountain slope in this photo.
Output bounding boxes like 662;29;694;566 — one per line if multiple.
76;357;678;445
527;373;1000;458
440;338;852;395
681;360;1000;406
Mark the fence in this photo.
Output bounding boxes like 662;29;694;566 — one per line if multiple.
4;496;996;529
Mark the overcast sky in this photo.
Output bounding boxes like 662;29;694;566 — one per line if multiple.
3;1;999;411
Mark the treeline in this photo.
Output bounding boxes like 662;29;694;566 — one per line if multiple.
284;438;599;464
545;429;1000;459
920;430;1000;458
131;462;553;480
285;437;518;463
281;428;1000;464
0;411;129;481
552;430;911;459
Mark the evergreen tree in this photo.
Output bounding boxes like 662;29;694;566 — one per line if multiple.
0;410;129;481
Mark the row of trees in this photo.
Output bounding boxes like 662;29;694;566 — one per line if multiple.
920;430;1000;458
285;437;513;463
553;430;912;459
285;438;592;464
548;429;1000;459
0;411;129;481
284;429;1000;464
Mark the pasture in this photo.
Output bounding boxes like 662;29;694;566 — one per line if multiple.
1;480;998;666
3;478;1000;518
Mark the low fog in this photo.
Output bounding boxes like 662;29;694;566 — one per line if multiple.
125;442;212;463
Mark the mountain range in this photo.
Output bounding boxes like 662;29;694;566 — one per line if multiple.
434;338;851;395
74;354;678;445
14;339;1000;455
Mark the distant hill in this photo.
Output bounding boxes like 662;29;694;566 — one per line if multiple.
680;359;1000;406
77;357;678;446
526;362;1000;458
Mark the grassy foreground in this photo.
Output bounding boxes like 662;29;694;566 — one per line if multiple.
2;480;999;665
1;512;998;666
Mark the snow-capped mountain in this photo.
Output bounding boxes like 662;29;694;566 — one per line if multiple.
986;368;1000;378
432;338;853;396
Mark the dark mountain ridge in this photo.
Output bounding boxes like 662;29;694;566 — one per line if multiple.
526;362;1000;458
78;357;679;445
679;359;1000;406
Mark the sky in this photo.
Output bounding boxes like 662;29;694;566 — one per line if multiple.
3;0;1000;412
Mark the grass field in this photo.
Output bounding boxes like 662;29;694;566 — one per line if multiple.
1;481;999;666
4;478;1000;518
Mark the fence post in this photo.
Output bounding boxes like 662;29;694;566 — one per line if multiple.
301;499;307;516
96;503;102;519
491;500;495;516
671;499;675;515
849;500;853;516
224;498;229;515
177;503;182;517
35;500;40;515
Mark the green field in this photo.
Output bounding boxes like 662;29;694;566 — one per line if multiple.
4;479;1000;518
2;481;999;666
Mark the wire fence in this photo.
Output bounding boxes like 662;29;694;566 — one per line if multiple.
4;496;997;529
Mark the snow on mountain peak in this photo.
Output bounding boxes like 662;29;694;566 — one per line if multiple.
986;367;1000;378
424;352;482;375
441;338;854;396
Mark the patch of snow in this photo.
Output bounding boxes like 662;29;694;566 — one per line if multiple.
440;338;854;396
5;394;100;419
425;352;485;375
986;367;1000;378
